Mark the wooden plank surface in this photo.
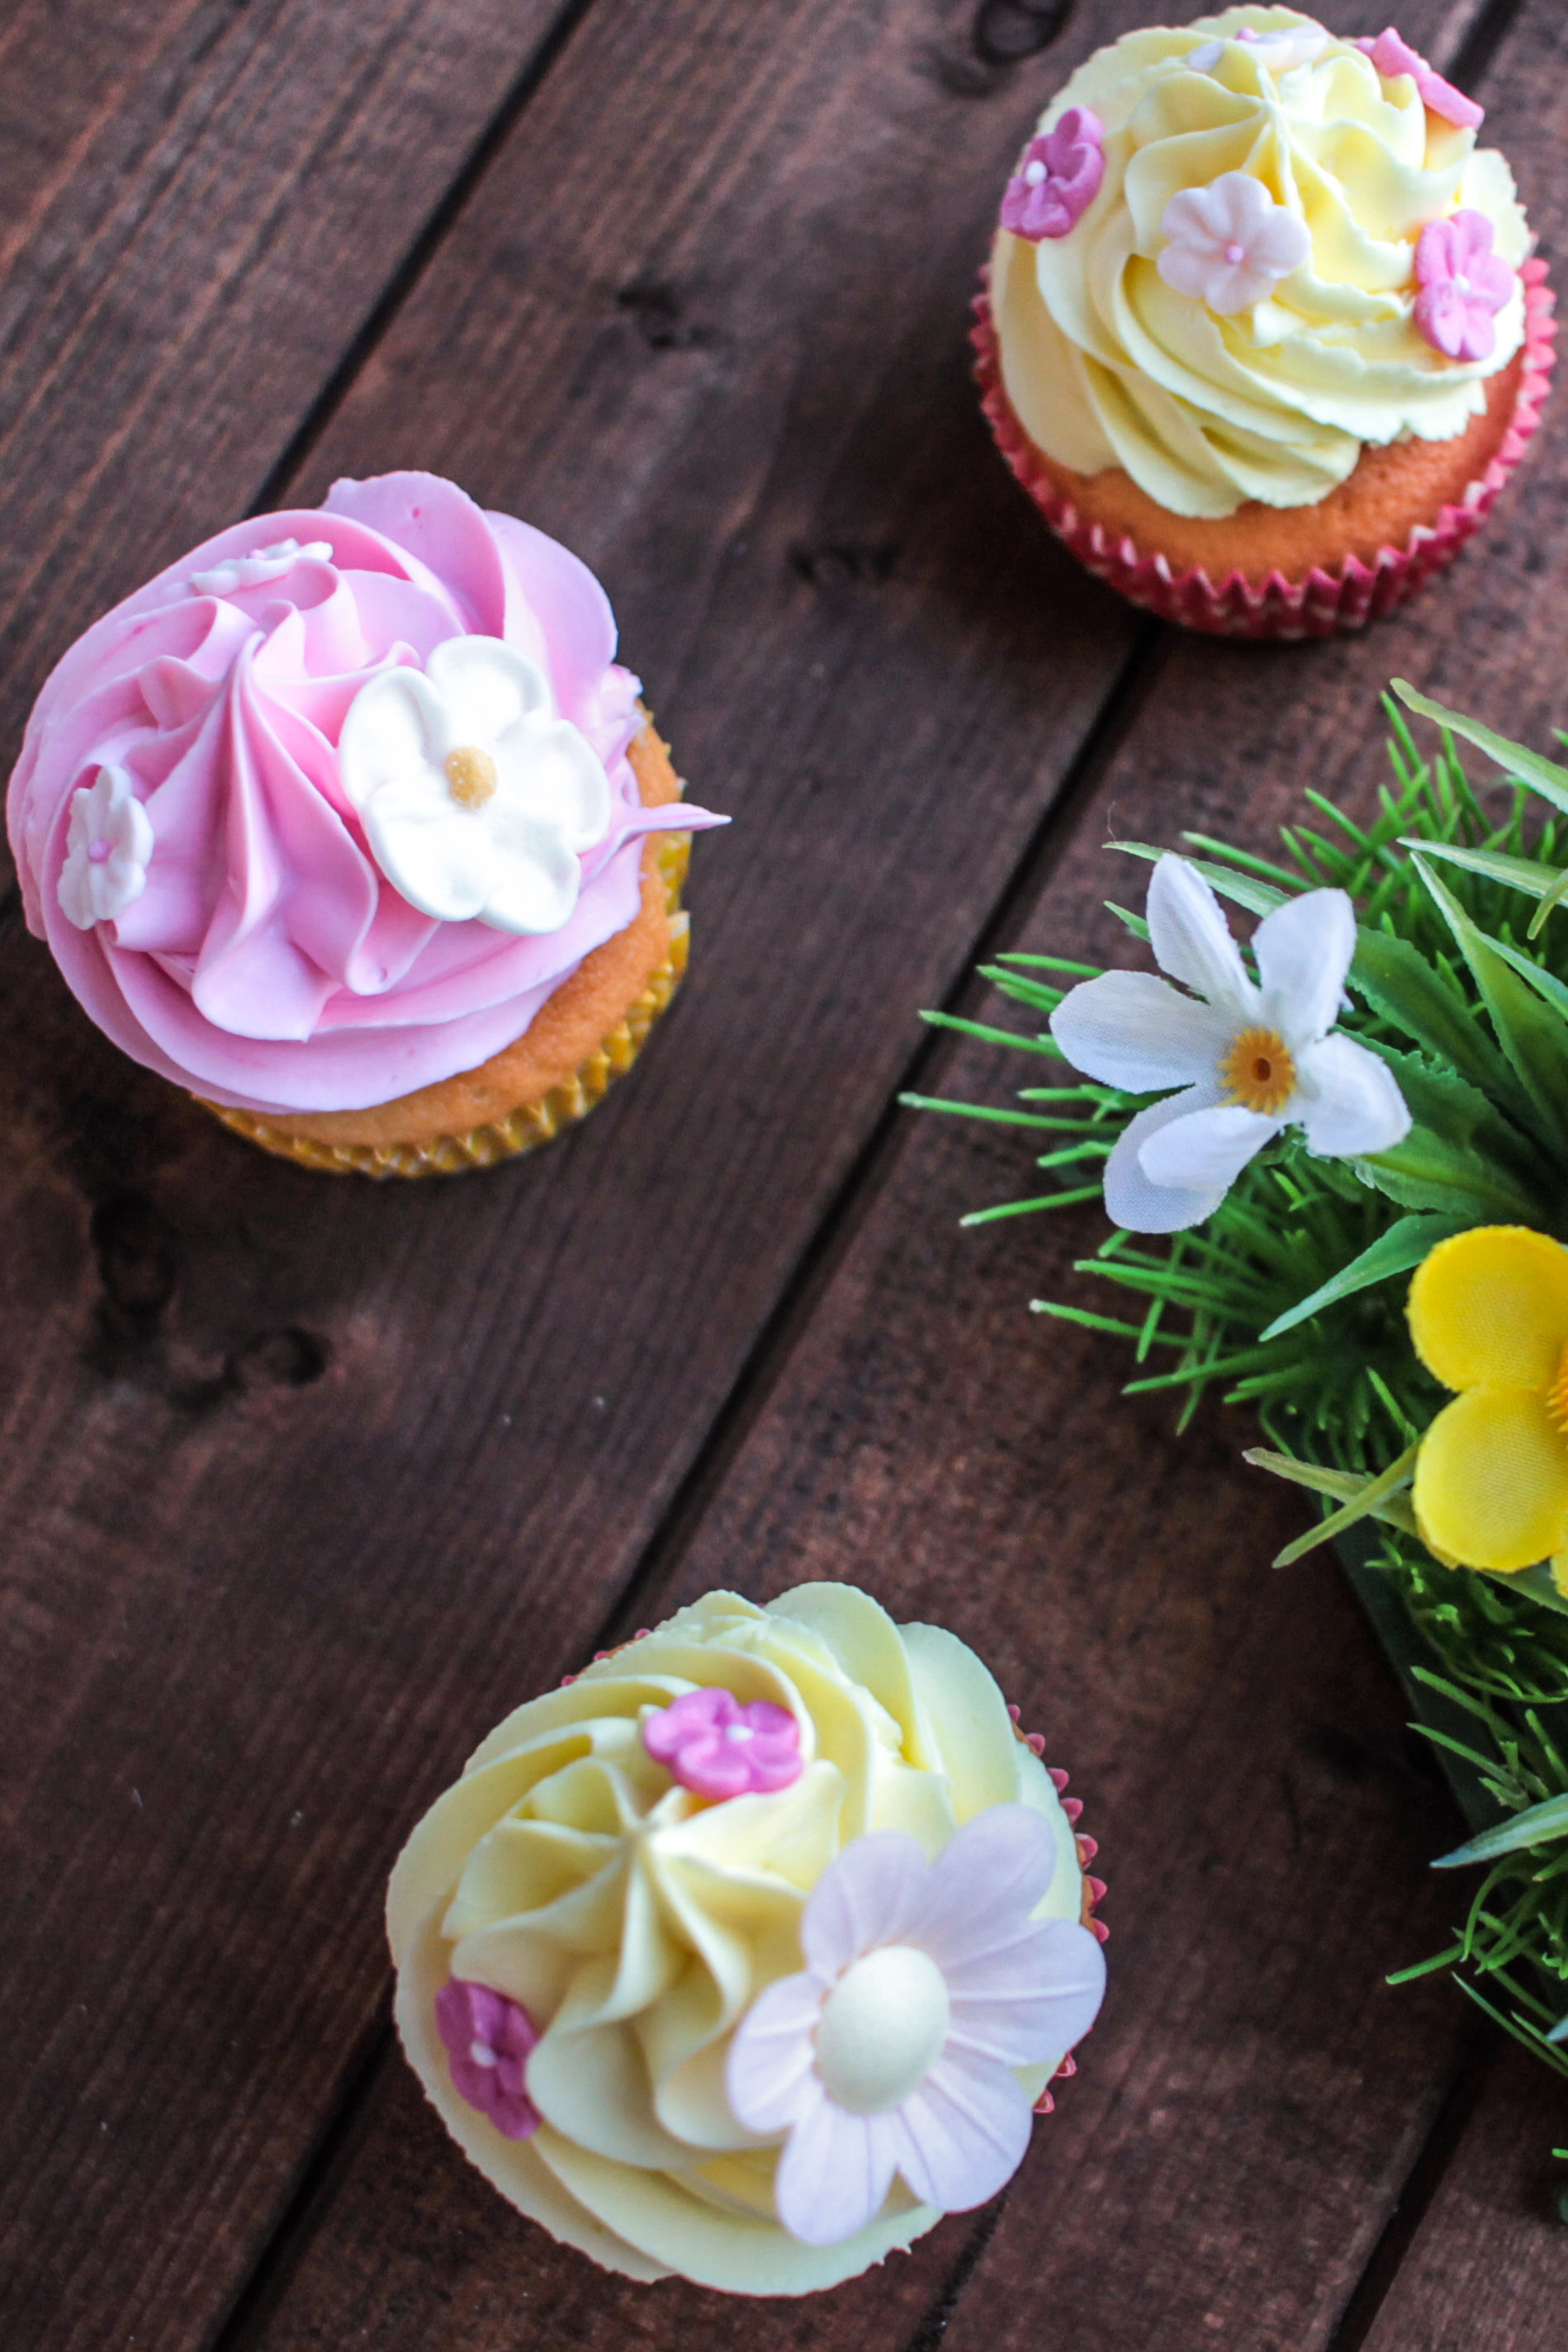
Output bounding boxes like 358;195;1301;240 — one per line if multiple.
0;0;580;898
1;0;1149;2345
7;0;1567;2348
216;2;1559;2347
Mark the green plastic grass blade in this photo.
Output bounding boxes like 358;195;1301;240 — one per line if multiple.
1393;680;1568;818
1258;1213;1471;1341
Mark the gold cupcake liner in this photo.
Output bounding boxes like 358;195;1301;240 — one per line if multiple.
199;832;691;1179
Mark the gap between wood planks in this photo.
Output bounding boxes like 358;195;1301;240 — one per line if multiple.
79;0;1534;2340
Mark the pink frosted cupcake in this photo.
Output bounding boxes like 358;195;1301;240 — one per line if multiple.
979;11;1553;638
7;472;725;1174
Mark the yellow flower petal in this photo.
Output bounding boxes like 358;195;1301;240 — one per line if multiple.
1414;1387;1568;1572
1553;1554;1568;1600
1407;1226;1568;1394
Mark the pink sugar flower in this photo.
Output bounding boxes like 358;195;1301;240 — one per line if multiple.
1158;173;1311;315
999;107;1104;243
1355;28;1483;130
1414;208;1514;362
434;1979;540;2140
642;1686;803;1800
727;1804;1106;2246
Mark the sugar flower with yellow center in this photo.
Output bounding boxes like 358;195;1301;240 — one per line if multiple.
1409;1226;1568;1585
338;634;613;935
1049;855;1410;1233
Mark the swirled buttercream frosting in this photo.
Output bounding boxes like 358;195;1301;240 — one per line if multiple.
7;472;723;1113
387;1583;1106;2294
991;8;1531;519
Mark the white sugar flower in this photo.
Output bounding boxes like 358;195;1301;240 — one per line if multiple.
726;1804;1106;2247
189;538;332;595
1050;856;1410;1235
1157;173;1311;315
1187;21;1329;75
57;762;154;930
338;636;613;935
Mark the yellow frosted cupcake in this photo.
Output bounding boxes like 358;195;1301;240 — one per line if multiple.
978;10;1553;635
388;1583;1107;2293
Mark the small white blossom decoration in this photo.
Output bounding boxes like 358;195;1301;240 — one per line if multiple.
1157;173;1311;315
189;538;332;596
1049;856;1410;1235
337;636;613;936
57;763;154;930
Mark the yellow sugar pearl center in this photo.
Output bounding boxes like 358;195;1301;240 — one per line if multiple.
1547;1344;1568;1433
445;746;498;808
1220;1025;1296;1117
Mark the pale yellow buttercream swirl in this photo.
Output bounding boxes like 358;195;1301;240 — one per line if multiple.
992;7;1530;518
388;1583;1084;2293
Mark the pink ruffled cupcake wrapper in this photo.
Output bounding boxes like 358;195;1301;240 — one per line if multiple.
973;257;1556;643
1009;1702;1106;2116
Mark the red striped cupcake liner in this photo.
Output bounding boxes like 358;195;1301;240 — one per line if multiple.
973;256;1556;642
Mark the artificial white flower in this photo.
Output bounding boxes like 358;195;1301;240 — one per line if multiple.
189;538;332;596
1157;172;1311;315
337;636;613;935
57;763;154;930
1049;855;1410;1235
725;1804;1106;2247
1187;20;1329;75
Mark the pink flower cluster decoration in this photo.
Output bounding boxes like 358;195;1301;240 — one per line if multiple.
726;1805;1106;2246
1158;173;1311;315
1355;28;1483;130
435;1979;540;2140
642;1686;803;1800
1414;209;1514;362
999;107;1104;243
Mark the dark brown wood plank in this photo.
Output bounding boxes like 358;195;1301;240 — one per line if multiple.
0;0;580;898
217;2;1561;2346
0;0;1167;2344
1356;2040;1568;2352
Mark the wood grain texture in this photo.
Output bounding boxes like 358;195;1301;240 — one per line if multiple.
0;0;1149;2344
0;0;577;899
5;0;1559;2349
217;4;1561;2347
1356;2039;1568;2352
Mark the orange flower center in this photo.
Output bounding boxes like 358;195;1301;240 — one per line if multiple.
445;746;498;808
1547;1344;1568;1433
1220;1026;1296;1117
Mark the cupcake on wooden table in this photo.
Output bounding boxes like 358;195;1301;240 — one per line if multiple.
7;472;725;1174
977;10;1553;638
388;1582;1107;2294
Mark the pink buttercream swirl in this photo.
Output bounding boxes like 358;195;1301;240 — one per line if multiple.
7;472;724;1114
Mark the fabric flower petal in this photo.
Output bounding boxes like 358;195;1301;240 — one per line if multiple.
1101;1087;1229;1234
1048;968;1233;1090
802;1831;929;1977
1253;887;1356;1044
892;2049;1033;2214
1145;856;1254;1016
1135;1101;1278;1195
1414;1386;1568;1572
1292;1033;1411;1157
1409;1226;1568;1392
